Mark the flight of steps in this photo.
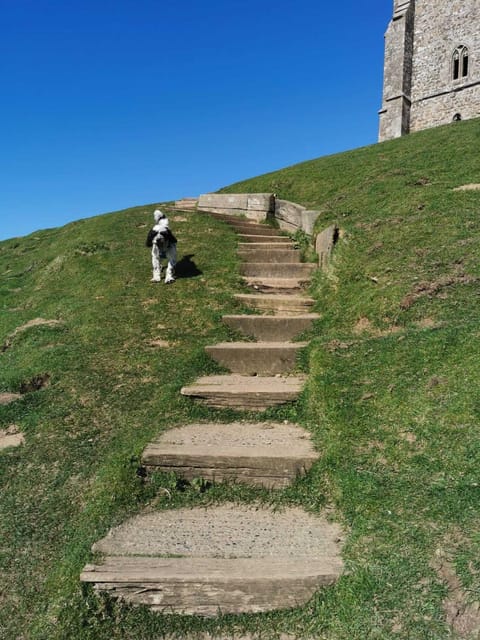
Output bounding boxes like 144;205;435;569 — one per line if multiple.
81;212;343;618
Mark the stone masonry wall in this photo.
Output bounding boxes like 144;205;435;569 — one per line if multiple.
409;0;480;131
198;193;321;235
379;0;415;141
379;0;480;139
197;194;275;222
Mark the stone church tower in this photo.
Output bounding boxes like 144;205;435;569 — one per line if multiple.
379;0;480;141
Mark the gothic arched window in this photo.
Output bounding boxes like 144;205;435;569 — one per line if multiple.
453;46;469;81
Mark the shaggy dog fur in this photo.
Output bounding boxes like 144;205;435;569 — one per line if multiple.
146;210;177;283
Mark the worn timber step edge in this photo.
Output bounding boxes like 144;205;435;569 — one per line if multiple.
180;374;306;410
142;422;319;488
238;249;301;263
230;226;284;237
238;242;296;250
233;293;315;314
240;263;316;278
244;277;309;291
81;504;344;616
205;342;308;375
222;314;320;341
238;234;293;243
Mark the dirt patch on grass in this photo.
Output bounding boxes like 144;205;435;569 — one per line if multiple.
415;317;442;330
453;184;480;192
142;299;158;308
432;549;480;638
148;339;171;348
0;425;24;450
353;317;403;337
0;393;22;406
400;273;477;310
2;318;63;352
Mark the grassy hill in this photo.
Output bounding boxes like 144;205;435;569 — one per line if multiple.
1;118;480;639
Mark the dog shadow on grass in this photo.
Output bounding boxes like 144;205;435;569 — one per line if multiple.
176;254;202;278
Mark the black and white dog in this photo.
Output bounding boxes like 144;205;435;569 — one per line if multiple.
146;210;177;284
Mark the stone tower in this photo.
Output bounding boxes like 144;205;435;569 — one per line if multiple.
379;0;480;141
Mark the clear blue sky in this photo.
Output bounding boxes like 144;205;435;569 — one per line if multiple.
1;0;390;240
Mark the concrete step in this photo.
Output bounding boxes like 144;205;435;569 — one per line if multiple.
181;374;306;410
238;248;301;263
205;341;308;375
81;504;343;616
141;422;319;488
222;314;320;341
234;293;316;314
240;263;316;278
238;234;293;243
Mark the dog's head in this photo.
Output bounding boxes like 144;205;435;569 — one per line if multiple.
154;231;169;252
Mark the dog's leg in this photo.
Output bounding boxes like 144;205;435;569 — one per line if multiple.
164;244;177;284
151;245;162;282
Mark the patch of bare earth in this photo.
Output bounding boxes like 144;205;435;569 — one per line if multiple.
400;272;478;310
0;393;22;406
147;339;171;348
353;317;403;337
432;548;480;638
453;184;480;192
0;425;24;450
1;318;63;352
415;317;442;330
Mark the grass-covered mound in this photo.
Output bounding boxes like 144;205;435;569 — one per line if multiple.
1;117;480;639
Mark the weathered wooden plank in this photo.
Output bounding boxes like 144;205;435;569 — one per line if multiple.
205;342;307;375
240;263;316;278
81;556;341;615
181;375;306;410
233;293;315;314
142;422;318;487
237;234;292;243
222;314;320;341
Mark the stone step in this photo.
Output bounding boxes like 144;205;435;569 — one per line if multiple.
205;342;308;375
240;263;316;278
181;374;306;410
222;314;320;341
238;248;301;263
142;422;319;488
238;234;293;243
81;504;343;616
234;293;316;314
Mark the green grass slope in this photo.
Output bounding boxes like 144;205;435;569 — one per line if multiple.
1;119;480;639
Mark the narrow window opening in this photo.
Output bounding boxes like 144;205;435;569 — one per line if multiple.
453;46;469;81
453;50;460;80
462;52;469;77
